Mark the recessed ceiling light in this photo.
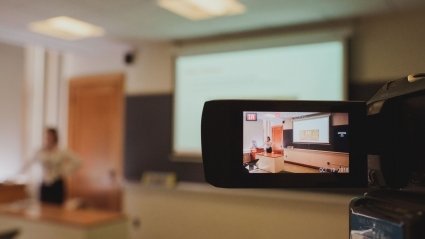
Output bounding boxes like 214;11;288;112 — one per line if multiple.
29;16;105;40
158;0;246;20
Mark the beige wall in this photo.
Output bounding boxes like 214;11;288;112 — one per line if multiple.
126;42;173;95
62;51;126;80
351;8;425;82
61;42;173;95
0;42;24;180
125;183;354;239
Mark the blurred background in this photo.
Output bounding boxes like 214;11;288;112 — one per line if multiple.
0;0;425;238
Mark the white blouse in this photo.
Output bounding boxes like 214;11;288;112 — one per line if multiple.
34;149;81;185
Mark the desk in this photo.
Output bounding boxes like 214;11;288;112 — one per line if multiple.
0;184;26;204
256;153;285;173
0;203;128;239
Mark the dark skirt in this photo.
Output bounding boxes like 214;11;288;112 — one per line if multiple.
40;178;65;205
266;147;272;153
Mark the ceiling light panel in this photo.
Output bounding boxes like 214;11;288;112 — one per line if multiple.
158;0;246;20
29;16;105;40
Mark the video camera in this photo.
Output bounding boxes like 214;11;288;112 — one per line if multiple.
201;74;425;189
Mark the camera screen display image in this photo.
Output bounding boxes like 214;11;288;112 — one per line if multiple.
243;111;349;174
202;100;367;188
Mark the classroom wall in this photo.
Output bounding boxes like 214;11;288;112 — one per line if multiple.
124;183;355;239
243;120;264;152
351;8;425;82
61;42;173;94
62;51;126;79
0;42;24;180
126;42;173;95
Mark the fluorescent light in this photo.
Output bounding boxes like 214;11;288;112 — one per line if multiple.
29;16;105;40
158;0;245;20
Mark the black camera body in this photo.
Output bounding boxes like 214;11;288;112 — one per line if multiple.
366;74;425;188
349;189;425;239
201;74;425;189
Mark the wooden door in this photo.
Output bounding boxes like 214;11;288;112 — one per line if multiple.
271;125;283;154
68;73;124;211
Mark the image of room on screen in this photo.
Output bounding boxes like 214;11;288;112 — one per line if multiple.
243;111;349;174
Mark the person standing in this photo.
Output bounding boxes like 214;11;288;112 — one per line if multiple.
265;136;273;153
20;128;81;205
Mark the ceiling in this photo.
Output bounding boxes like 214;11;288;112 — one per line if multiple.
1;0;425;51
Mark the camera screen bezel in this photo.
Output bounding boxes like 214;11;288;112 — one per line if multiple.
201;100;367;188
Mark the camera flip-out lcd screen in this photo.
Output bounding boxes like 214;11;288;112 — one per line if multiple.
243;111;350;174
201;100;367;188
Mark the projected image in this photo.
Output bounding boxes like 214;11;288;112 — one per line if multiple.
293;114;330;144
173;41;345;160
243;111;349;174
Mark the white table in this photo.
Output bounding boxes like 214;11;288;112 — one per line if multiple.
256;153;285;173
